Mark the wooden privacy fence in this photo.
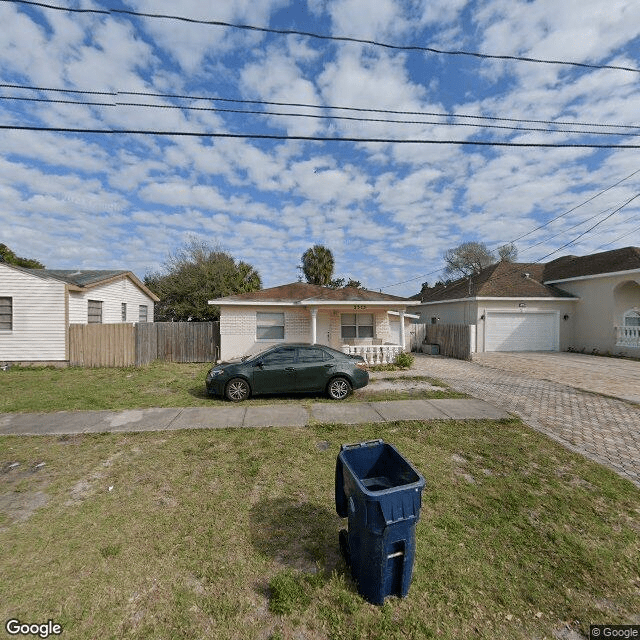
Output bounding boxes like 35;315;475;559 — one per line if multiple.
69;322;220;367
412;323;472;361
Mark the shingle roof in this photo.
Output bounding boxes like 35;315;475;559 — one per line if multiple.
24;269;160;301
211;282;414;304
416;246;640;303
28;269;129;287
542;246;640;282
418;262;576;303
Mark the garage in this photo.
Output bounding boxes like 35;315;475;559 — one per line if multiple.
485;311;559;352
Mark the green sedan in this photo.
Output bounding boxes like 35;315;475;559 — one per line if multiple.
206;343;369;401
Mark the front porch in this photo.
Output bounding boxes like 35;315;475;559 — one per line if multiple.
341;343;404;365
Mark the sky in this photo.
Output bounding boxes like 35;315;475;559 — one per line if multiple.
0;0;639;297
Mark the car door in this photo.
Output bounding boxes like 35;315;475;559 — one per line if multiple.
295;346;335;392
251;346;297;394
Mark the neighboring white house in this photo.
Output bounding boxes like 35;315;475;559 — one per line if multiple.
412;247;640;355
0;263;159;363
209;282;421;363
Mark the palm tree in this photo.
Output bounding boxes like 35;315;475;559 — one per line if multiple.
301;245;335;286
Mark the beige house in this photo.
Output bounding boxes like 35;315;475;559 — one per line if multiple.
0;263;159;363
413;247;640;355
209;282;421;363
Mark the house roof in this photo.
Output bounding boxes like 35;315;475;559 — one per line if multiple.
417;262;576;303
542;246;640;282
210;282;418;306
24;269;160;301
416;246;640;304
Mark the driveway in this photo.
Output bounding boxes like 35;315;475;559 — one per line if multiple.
472;351;640;405
394;353;640;488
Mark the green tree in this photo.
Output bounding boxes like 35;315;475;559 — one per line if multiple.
301;245;335;286
145;238;261;321
0;244;45;268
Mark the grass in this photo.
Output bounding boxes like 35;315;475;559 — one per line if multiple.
0;363;465;413
1;419;638;639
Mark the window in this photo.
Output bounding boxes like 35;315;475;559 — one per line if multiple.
341;313;374;339
139;305;148;323
0;297;12;330
297;346;328;362
88;300;102;324
261;347;296;364
257;312;285;340
623;310;640;326
121;303;127;322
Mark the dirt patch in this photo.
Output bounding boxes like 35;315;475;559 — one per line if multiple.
0;490;49;525
362;379;447;394
0;460;50;526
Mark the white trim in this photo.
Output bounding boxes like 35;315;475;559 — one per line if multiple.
545;267;640;285
417;296;579;306
387;310;420;319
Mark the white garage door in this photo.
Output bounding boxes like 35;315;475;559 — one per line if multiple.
485;312;558;352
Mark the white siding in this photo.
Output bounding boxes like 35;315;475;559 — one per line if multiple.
68;277;155;324
0;264;67;361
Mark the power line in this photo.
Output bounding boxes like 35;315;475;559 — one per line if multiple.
505;168;640;245
2;93;639;138
411;192;639;301
3;82;639;132
2;124;640;148
4;0;640;74
384;169;640;289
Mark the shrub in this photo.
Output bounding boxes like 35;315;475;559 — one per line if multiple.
394;352;414;368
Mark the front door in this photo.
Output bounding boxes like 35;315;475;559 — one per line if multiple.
251;346;297;394
316;312;331;346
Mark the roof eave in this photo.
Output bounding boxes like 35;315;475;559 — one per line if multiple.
416;296;579;305
544;267;640;285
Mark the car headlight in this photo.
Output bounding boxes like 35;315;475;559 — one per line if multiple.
207;368;225;381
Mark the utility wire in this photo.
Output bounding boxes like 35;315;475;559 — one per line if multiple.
3;82;639;132
2;124;640;148
3;0;640;73
384;170;640;289
411;192;640;301
505;168;640;245
2;93;638;137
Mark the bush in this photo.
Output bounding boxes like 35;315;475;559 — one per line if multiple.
394;352;414;368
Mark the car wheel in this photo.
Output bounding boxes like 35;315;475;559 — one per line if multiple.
225;378;250;402
327;377;351;400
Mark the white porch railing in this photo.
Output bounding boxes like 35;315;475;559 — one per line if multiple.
342;344;403;365
615;326;640;348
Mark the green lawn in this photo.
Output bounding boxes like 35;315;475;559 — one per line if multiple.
1;419;638;639
0;363;464;413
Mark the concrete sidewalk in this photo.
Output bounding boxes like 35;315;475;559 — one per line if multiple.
0;398;508;436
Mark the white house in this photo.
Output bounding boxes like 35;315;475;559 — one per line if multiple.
0;263;159;363
412;247;640;355
209;282;421;364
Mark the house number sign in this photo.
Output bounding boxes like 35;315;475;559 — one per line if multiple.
353;305;367;310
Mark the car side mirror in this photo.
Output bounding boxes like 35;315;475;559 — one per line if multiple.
255;360;264;368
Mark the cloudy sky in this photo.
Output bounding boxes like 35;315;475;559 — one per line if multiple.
1;0;639;296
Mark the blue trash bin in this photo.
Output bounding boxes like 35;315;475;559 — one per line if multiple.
335;439;425;605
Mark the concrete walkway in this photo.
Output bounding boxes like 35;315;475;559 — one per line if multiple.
396;354;640;488
0;398;507;437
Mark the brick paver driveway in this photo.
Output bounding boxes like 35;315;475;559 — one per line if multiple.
401;353;640;487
